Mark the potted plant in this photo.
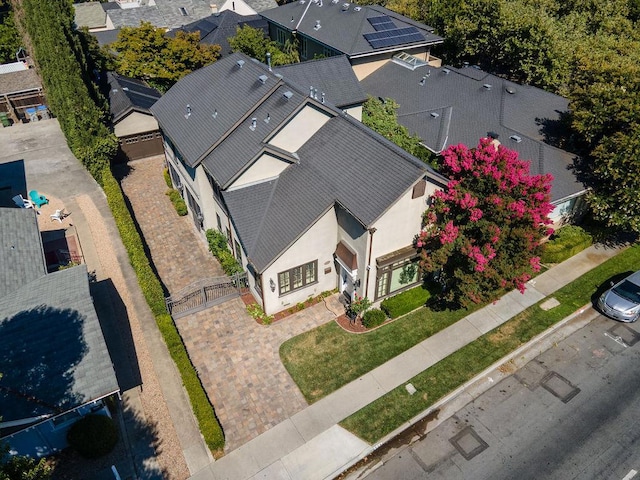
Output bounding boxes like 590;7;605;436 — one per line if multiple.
347;293;371;322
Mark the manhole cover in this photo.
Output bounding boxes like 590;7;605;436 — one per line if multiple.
540;371;580;403
608;324;640;347
449;426;489;460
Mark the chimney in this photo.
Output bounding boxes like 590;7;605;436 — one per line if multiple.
266;52;272;71
210;3;218;13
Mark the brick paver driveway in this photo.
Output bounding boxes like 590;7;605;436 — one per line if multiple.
119;156;339;453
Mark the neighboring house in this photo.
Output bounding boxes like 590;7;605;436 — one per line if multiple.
169;11;268;57
215;0;278;15
107;72;163;161
150;53;447;314
73;1;113;31
273;54;367;120
0;64;47;124
259;2;443;79
0;208;119;458
361;57;587;223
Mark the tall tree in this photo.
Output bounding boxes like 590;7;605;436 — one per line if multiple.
109;22;221;91
417;139;554;307
0;9;21;64
228;25;299;66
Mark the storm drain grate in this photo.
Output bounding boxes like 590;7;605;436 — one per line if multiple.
608;324;640;347
540;371;580;403
449;426;489;460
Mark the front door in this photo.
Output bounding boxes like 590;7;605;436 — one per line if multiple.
340;265;354;302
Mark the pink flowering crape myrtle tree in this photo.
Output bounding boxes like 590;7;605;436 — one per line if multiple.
416;138;554;308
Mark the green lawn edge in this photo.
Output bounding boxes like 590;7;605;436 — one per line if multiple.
102;169;225;454
340;242;639;444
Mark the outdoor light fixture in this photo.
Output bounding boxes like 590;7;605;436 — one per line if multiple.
270;278;276;292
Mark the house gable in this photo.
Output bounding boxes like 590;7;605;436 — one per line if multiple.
267;104;332;152
228;152;292;190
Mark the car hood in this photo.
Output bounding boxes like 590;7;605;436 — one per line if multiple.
603;290;639;312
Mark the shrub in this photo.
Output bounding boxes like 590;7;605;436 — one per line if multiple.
166;189;187;216
247;303;274;325
381;286;431;319
362;308;387;328
205;229;242;275
163;168;173;188
67;414;118;459
541;225;593;264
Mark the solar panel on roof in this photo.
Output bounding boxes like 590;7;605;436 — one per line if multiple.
363;27;425;49
368;15;397;31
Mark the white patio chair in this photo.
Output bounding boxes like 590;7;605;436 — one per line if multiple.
50;209;68;223
12;194;34;209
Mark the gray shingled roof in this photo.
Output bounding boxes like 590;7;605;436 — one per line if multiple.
170;11;267;57
0;264;118;423
260;3;443;58
224;114;431;272
0;69;42;96
151;53;290;167
91;28;121;47
361;61;585;203
107;0;215;29
245;0;278;13
107;72;162;123
0;208;47;297
73;2;107;29
274;55;367;108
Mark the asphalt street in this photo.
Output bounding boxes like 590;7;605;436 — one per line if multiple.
363;313;640;480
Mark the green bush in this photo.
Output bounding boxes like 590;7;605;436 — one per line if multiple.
362;309;387;328
163;168;173;188
542;225;593;264
247;303;274;325
103;170;224;453
166;189;188;216
381;286;431;319
205;229;242;275
67;414;118;459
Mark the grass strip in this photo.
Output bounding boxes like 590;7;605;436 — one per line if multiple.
340;242;640;443
280;301;482;404
102;169;225;454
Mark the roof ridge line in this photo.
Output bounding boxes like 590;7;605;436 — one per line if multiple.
248;177;280;256
295;0;314;31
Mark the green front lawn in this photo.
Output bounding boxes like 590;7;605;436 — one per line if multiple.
280;291;481;404
340;242;640;444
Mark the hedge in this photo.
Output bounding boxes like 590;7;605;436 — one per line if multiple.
381;286;431;319
542;225;593;264
166;189;188;216
103;170;225;453
362;309;387;328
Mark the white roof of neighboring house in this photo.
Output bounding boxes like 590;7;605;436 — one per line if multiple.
73;1;108;29
0;61;28;75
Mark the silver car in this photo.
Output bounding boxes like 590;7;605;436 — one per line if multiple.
598;270;640;322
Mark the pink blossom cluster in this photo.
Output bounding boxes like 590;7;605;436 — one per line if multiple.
529;256;541;272
462;243;496;272
440;221;459;244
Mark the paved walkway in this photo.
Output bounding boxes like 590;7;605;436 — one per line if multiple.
117;156;225;294
189;242;626;480
118;155;344;453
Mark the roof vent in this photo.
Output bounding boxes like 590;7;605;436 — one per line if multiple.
442;68;450;74
184;104;191;119
212;109;218;119
483;83;492;90
258;74;268;84
314;20;321;30
321;92;325;104
283;91;293;100
265;113;271;123
354;5;361;10
506;86;516;94
250;117;257;131
430;112;439;118
236;59;245;68
179;6;188;15
331;0;339;3
341;3;349;10
510;134;522;143
122;86;129;91
299;0;306;4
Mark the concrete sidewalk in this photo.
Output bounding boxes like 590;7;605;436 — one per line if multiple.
191;242;626;480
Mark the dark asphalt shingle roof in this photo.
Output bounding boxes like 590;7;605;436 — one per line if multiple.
0;264;118;423
260;3;442;57
0;208;47;297
151;53;284;167
91;28;121;47
274;55;367;108
224;114;430;272
106;0;214;29
107;72;162;123
361;61;585;202
170;11;267;57
244;0;278;13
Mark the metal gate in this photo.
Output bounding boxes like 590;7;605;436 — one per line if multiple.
165;272;249;318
